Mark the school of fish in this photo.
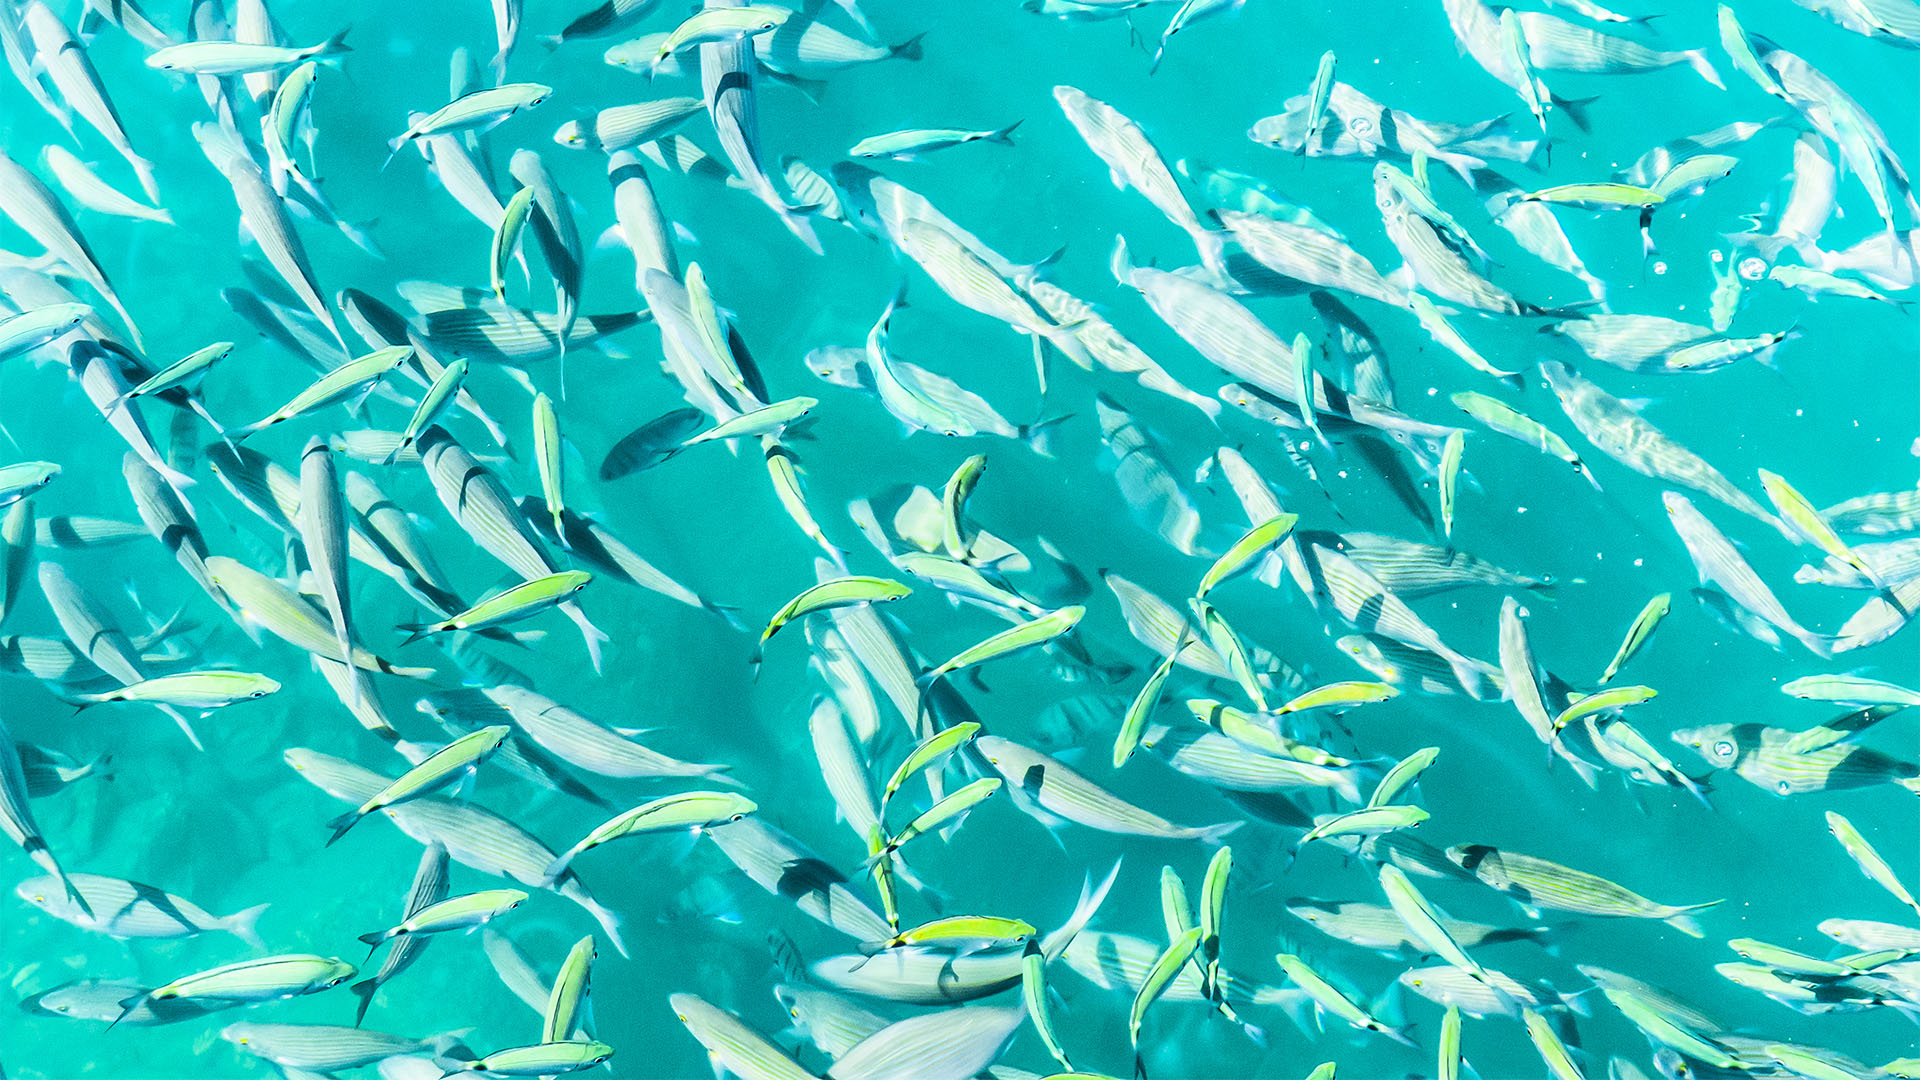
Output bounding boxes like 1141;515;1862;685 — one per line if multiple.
0;0;1916;1078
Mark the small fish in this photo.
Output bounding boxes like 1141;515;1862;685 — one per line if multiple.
1448;844;1722;936
1825;811;1920;920
1438;430;1465;538
1301;51;1337;151
401;571;592;643
357;888;528;957
324;726;511;845
72;671;280;710
543;792;756;881
649;5;791;69
147;31;352;75
850;122;1022;160
233;346;413;440
1598;594;1670;685
755;576;911;666
444;1040;614;1075
389;83;552;159
115;955;356;1028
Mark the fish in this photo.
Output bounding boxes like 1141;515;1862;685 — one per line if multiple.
850;123;1021;160
1447;844;1723;936
975;734;1241;842
324;726;512;845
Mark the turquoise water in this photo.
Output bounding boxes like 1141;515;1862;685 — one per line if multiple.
0;0;1917;1077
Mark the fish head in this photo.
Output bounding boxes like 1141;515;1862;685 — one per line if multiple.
1670;723;1740;767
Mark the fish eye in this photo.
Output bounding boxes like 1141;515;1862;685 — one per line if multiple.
729;813;745;822
251;690;267;698
1776;780;1791;795
32;894;43;903
1712;739;1735;759
1348;117;1372;135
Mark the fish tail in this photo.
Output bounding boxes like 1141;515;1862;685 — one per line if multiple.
1685;50;1724;90
161;705;204;751
889;31;928;61
1041;859;1122;962
540;847;577;885
324;810;361;846
1663;899;1723;938
358;929;387;948
52;861;93;920
350;978;378;1027
317;26;352;59
131;154;161;206
562;601;607;673
578;894;628;958
223;902;271;950
1019;413;1074;458
990;119;1023;145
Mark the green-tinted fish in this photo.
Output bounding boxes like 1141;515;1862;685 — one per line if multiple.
1428;432;1462;542
1826;811;1920;920
1599;594;1669;685
1380;865;1498;985
871;777;1000;862
1130;926;1202;1070
234;346;413;440
1277;680;1400;714
920;606;1085;691
1761;470;1877;584
1370;747;1441;807
1023;941;1074;1071
1550;685;1657;741
1115;636;1188;769
357;888;527;955
74;671;280;710
650;5;791;67
542;936;595;1042
117;955;356;1027
1189;599;1268;711
1408;293;1517;379
491;187;535;302
942;454;988;561
0;462;60;507
756;576;910;665
880;721;980;810
1298;805;1430;859
1522;1006;1586;1080
867;914;1037;954
400;570;591;642
1197;514;1298;599
1439;1004;1464;1080
325;726;511;845
106;342;233;413
543;791;756;881
385;358;469;465
686;397;817;446
1784;675;1920;708
445;1040;614;1075
1274;952;1416;1045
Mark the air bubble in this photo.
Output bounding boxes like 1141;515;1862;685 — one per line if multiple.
1652;261;1669;276
1738;257;1767;281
